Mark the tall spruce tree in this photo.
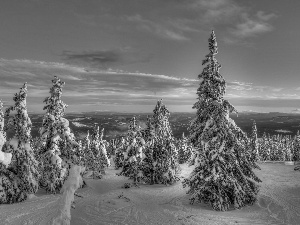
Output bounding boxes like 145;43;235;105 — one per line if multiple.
182;31;261;211
0;99;23;204
2;84;40;202
39;76;79;193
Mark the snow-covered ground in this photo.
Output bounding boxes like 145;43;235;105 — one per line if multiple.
71;118;85;122
0;162;299;225
72;122;91;128
275;129;292;133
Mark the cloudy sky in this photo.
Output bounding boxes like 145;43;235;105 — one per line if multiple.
0;0;299;113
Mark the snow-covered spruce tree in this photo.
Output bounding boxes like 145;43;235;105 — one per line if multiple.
142;100;180;185
83;130;100;179
2;84;40;203
113;137;127;169
292;131;300;162
0;99;22;204
88;125;110;178
39;76;79;193
98;127;110;169
182;31;261;211
118;117;145;184
177;133;194;164
250;120;259;161
282;136;292;161
141;115;155;142
81;130;90;167
258;132;270;161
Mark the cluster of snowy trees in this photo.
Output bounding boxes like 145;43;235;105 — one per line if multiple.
0;77;111;204
0;31;273;212
113;100;181;185
257;131;300;161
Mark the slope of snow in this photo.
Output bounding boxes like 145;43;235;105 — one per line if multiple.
0;163;299;224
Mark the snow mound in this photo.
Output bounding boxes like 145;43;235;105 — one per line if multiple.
52;165;85;225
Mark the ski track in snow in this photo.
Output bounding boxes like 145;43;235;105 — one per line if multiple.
0;163;299;225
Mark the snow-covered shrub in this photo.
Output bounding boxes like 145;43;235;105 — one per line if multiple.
182;31;261;211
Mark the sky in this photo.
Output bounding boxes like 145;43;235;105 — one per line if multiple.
0;0;300;113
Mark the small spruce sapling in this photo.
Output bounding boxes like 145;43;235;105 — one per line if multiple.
250;120;259;161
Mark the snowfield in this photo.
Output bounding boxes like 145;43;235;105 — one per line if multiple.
275;129;292;133
72;122;90;128
0;162;299;225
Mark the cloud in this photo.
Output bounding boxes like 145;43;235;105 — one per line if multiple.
61;47;154;69
0;58;296;113
126;14;189;41
190;0;242;24
0;59;199;112
223;10;276;45
230;12;275;38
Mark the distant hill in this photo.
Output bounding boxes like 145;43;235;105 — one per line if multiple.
4;112;300;140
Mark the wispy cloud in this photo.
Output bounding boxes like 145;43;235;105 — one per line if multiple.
0;58;295;113
230;11;276;38
126;14;189;41
69;0;276;45
185;0;277;45
61;47;154;69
